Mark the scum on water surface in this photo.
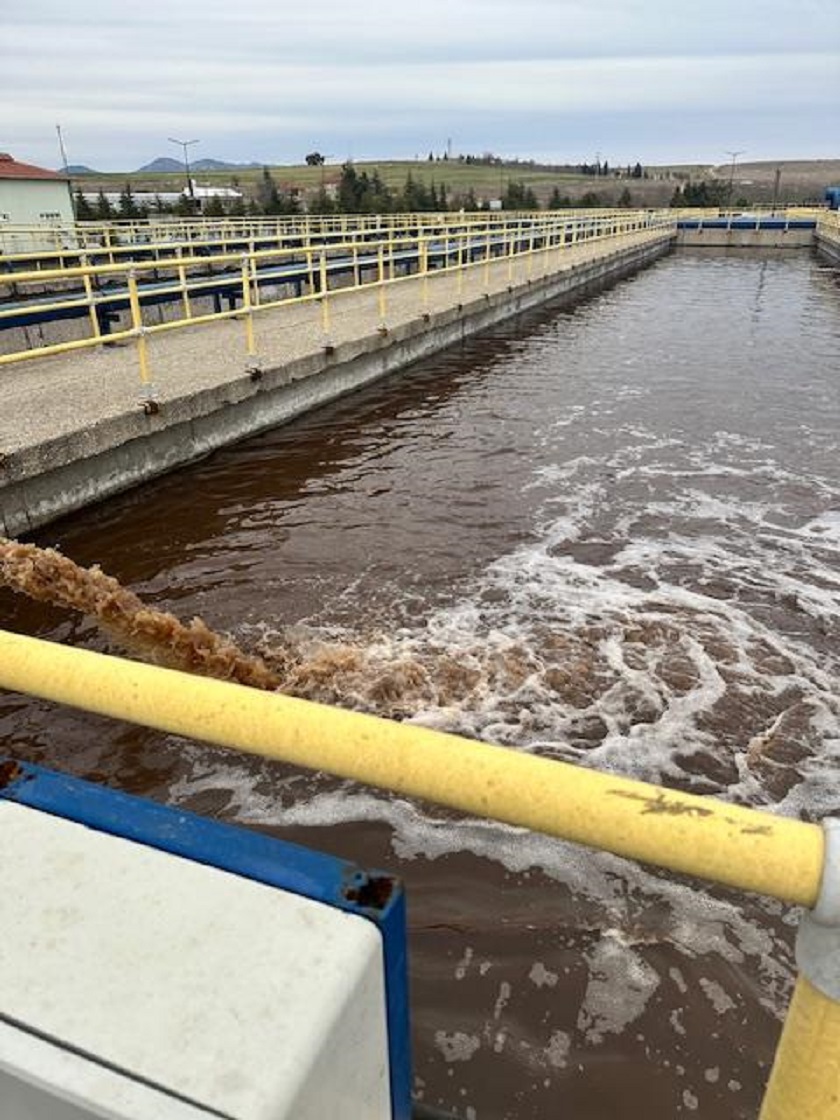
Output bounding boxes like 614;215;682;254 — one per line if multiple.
1;249;839;1119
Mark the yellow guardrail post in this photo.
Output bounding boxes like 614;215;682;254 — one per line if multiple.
759;820;840;1119
306;247;315;297
377;242;387;326
80;256;100;341
352;242;360;289
421;237;429;311
240;253;256;358
319;251;331;342
176;246;191;321
126;268;156;407
249;247;260;309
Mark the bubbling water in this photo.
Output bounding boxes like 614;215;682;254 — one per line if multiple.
4;527;836;826
3;252;839;1119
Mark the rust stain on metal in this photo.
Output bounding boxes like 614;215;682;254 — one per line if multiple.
608;789;713;818
344;873;396;912
0;759;22;789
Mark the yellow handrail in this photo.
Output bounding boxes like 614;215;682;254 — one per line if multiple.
0;627;835;1118
0;628;822;906
0;215;672;378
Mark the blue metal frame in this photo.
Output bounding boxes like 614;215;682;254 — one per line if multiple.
677;218;817;230
0;758;412;1120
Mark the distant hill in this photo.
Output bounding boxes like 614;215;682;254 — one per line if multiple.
136;156;263;173
137;157;184;173
62;164;98;174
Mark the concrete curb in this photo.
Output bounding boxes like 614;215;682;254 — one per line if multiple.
1;235;674;537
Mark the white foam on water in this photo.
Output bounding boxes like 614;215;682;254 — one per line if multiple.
800;510;840;543
220;781;796;1041
169;404;839;1064
698;978;737;1015
492;982;512;1022
455;947;474;981
576;932;661;1044
434;1031;482;1063
683;1089;699;1111
529;962;558;989
545;1030;571;1069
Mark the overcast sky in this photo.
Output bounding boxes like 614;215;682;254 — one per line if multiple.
3;0;838;172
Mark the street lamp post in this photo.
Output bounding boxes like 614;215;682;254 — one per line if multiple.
725;149;744;209
169;137;199;208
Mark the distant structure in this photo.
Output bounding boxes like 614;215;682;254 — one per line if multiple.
81;190;183;211
81;180;244;215
825;186;840;211
186;181;243;209
0;153;73;226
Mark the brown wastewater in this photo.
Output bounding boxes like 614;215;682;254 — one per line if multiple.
2;248;839;1119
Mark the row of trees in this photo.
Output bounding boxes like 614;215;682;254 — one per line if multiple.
74;165;742;221
577;161;648;179
670;180;732;207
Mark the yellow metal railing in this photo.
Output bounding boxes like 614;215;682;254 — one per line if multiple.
0;210;630;266
1;206;827;264
0;629;836;1117
0;210;655;267
0;212;673;390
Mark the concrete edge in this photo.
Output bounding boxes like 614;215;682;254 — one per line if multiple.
1;233;674;537
815;232;840;267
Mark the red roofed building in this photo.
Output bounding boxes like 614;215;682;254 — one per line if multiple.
0;153;74;228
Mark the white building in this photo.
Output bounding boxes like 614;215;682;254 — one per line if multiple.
0;152;74;226
80;182;245;215
80;191;184;211
187;180;243;203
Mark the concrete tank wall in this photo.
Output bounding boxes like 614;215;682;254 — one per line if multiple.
677;228;814;249
815;229;840;266
1;234;674;537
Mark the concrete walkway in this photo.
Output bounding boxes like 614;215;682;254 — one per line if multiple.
1;231;669;455
1;228;674;536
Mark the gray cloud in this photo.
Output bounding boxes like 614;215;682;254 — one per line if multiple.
4;0;838;169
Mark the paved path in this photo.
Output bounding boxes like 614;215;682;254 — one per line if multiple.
1;230;667;458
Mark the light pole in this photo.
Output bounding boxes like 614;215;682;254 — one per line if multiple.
56;123;76;220
725;149;744;209
169;137;199;207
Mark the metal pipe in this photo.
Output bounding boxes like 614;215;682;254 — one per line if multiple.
0;629;823;907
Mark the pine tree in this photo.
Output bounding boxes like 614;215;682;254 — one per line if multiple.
257;166;281;212
95;190;114;219
74;191;94;221
118;183;139;219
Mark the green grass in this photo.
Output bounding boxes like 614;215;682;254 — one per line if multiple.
74;157;840;208
76;159;634;200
